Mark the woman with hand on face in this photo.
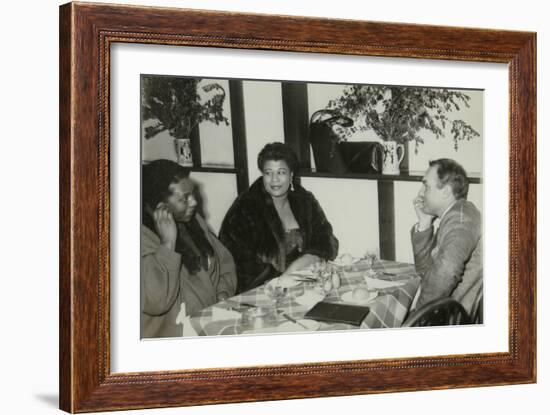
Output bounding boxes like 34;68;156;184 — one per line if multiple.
219;142;338;293
141;160;237;338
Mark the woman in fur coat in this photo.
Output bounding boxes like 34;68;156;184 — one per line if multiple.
219;142;339;293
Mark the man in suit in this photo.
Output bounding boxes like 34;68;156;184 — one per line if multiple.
411;158;482;315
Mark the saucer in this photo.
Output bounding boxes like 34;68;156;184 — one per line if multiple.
269;276;301;288
341;290;378;305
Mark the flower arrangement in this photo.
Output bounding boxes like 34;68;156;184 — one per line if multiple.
141;76;229;140
328;85;480;153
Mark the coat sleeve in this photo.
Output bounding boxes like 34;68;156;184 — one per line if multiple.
413;212;481;309
411;225;436;276
141;228;182;316
219;204;278;293
211;235;238;299
302;193;339;260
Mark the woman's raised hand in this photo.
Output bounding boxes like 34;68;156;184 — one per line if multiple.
154;202;177;250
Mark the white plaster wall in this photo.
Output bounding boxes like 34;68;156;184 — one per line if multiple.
301;177;380;258
141;127;177;163
198;79;235;167
190;172;238;234
408;90;483;174
242;80;285;185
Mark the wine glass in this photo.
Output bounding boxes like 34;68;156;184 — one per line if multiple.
330;268;342;299
317;263;336;296
364;249;379;276
265;283;287;309
331;268;342;290
321;274;333;296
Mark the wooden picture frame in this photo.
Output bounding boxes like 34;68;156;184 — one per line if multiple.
59;2;536;412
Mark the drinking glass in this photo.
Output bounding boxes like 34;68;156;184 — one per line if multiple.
265;284;287;309
364;249;379;276
321;274;333;295
331;268;342;290
317;263;336;295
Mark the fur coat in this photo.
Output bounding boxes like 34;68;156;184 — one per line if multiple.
219;178;338;293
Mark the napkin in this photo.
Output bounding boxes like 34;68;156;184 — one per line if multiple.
175;302;199;337
363;276;406;289
295;290;324;307
181;316;199;337
212;306;242;321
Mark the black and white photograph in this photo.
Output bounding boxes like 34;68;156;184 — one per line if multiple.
3;0;544;414
140;75;484;339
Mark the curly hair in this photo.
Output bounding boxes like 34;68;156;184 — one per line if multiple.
142;159;191;210
141;159;212;274
257;142;299;173
429;158;469;200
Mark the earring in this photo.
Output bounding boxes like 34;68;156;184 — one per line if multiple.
290;181;295;192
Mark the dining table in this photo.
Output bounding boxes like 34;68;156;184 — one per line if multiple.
187;259;421;336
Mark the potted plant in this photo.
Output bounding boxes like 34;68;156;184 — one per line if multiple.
141;76;230;166
328;85;480;175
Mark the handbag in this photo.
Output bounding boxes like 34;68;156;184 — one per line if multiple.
338;141;384;174
308;110;383;174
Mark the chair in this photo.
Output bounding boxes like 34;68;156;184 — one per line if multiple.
402;298;471;327
470;287;483;324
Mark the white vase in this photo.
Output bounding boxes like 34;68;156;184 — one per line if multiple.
174;138;193;167
381;141;405;175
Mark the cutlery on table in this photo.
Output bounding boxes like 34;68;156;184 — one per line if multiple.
226;301;257;310
282;313;309;330
289;274;318;282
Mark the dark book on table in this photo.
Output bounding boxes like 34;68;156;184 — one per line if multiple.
304;301;370;326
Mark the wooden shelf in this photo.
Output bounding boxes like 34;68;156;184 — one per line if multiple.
189;166;237;174
298;170;482;184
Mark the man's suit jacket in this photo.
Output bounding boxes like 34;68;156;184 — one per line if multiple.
411;199;483;315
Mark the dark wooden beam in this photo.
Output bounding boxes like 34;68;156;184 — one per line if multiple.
281;82;311;170
228;80;249;194
189;126;201;168
400;143;409;175
378;181;395;261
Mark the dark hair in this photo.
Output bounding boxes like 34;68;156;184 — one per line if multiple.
257;142;299;173
429;158;469;200
142;159;213;274
142;159;190;210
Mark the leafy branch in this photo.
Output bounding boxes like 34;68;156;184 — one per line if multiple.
328;85;480;153
141;76;230;140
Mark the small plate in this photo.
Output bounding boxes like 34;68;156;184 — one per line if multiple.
295;291;325;307
363;276;406;289
330;255;360;267
269;275;301;288
278;319;320;332
341;290;378;305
